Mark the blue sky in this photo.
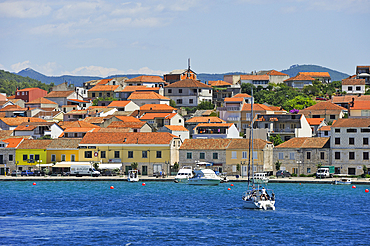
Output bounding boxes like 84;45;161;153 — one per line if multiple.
0;0;369;77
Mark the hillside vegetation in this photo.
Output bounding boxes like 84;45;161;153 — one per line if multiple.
0;70;54;96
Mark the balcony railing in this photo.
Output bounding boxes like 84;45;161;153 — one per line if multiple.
218;107;241;111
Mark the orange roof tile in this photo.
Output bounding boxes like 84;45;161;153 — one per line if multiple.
194;123;233;129
299;72;330;78
266;70;289;76
241;103;274;112
2;138;24;148
17;139;53;149
208;80;231;86
140;104;176;111
120;86;160;92
125;75;165;83
284;73;315;82
332;118;370;128
275;137;330;149
301;101;347;111
96;79;111;85
107;121;145;129
89;85;119;92
114;116;142;122
26;97;57;105
0;117;46;126
165;79;212;88
351;101;370;110
97;128;130;133
342;78;365;85
240;75;269;80
17;88;46;92
306;118;325;126
180;138;232;150
45;91;75;98
107;101;131;107
318;125;331;131
140;113;172;120
59;121;100;129
227;138;271;150
80;132;177;145
164;125;188;131
186;116;225;123
224;97;244;102
0;105;27;111
63;127;97;133
128;91;170;100
232;93;251;98
82;117;106;124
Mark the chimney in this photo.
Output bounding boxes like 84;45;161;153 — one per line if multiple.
124;138;126;142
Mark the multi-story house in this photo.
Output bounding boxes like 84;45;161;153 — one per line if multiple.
164;79;213;107
127;91;170;106
317;125;331;138
185;116;225;136
254;114;312;141
46;138;81;163
240;75;270;88
13;122;64;139
163;63;197;84
124;75;166;88
274;137;330;176
192;123;240;139
140;112;184;129
265;70;290;84
117;86;163;101
158;125;189;142
298;72;331;83
209;80;241;107
331;118;370;175
25;97;58;109
107;101;139;112
0;138;24;174
306;118;327;137
87;85;122;100
15;139;51;170
284;73;315;89
299;101;347;123
350;100;370;117
15;88;47;103
0;117;46;130
44;91;83;107
342;78;365;95
78;132;181;176
356;66;370;84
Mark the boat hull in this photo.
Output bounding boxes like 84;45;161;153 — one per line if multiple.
175;178;189;184
252;179;269;184
188;178;220;186
243;200;275;210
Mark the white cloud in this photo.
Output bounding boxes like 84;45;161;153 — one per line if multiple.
66;38;116;49
125;67;167;75
307;0;370;13
11;61;31;72
64;65;167;77
0;1;52;18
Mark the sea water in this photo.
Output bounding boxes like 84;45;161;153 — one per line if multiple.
0;181;369;245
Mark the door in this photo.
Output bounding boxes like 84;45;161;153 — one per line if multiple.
348;168;356;175
0;155;3;164
142;166;148;175
153;164;162;175
125;165;132;175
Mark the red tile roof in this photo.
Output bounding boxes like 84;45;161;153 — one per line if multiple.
125;75;165;83
299;72;330;78
208;80;231;86
232;93;251;98
0;105;27;112
63;127;97;133
306;118;325;126
46;91;75;98
194;123;233;129
17;139;53;149
26;97;57;105
140;104;176;111
0;117;46;126
224;97;244;102
186;116;225;123
241;103;274;111
275;137;330;149
107;101;131;107
342;78;365;85
114;116;142;122
82;117;106;124
128;91;170;100
140;113;173;120
96;79;111;85
318;125;331;131
164;125;188;131
301;101;347;111
2;138;24;148
240;75;269;81
107;121;146;129
80;132;177;145
120;86;160;92
284;73;315;82
332;118;370;128
180;138;232;150
89;85;119;92
227;138;271;150
351;101;370;110
17;88;47;92
165;79;212;88
58;121;100;129
266;70;289;76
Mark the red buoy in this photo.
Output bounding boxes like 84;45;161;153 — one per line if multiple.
365;189;369;193
352;185;356;189
110;186;114;189
227;188;231;190
230;184;234;186
142;183;146;186
32;182;36;186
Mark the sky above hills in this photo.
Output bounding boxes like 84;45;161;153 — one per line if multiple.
0;0;369;77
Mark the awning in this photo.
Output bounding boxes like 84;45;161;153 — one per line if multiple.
99;163;122;169
39;164;54;167
52;163;72;168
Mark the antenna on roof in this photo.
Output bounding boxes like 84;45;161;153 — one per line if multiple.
188;58;191;71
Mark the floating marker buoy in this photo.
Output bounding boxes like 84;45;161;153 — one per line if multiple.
227;188;231;190
32;182;36;186
142;183;146;186
230;184;234;186
110;186;114;189
366;189;369;193
352;185;356;189
299;183;301;185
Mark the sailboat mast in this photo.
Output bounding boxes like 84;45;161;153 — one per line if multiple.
250;88;254;187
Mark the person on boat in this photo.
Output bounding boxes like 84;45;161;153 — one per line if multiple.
261;187;267;200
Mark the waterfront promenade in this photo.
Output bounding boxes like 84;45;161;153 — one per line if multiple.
1;175;370;184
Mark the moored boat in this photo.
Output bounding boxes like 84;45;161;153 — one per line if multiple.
128;170;139;182
252;173;269;184
174;166;193;183
334;178;352;185
188;168;221;186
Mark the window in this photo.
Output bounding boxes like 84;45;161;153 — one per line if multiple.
35;154;40;161
156;151;162;158
356;86;361;91
290;153;294;159
51;154;56;162
307;168;311;174
242;151;247;159
335;152;341;160
232;151;237;159
114;151;120;158
168;89;172;93
189;99;193;104
364;138;369;145
179;89;182;93
324;131;328;136
101;151;106;158
307;152;311;160
176;99;182;104
200;152;205;159
349;138;355;145
335;138;340;145
279;123;285;129
347;129;357;133
213;153;218;159
320;152;325;160
363;152;369;160
142;151;148;158
335;129;340;133
29;154;34;161
99;92;102;97
361;128;370;132
85;151;92;158
9;154;13;161
348;86;353;91
278;153;283;159
107;93;110;97
349;152;355;160
61;154;66;161
128;151;133;158
253;151;257;159
265;123;268;129
187;152;192;159
92;93;95;97
330;115;335;119
71;154;75;162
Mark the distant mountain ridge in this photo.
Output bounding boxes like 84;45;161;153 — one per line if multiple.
15;64;350;86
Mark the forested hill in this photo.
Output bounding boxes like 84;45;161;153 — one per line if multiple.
0;70;53;96
281;64;350;82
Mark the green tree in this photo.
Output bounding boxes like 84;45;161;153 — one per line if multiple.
131;162;138;170
197;100;215;110
275;161;282;171
173;162;179;170
362;165;368;178
92;97;117;106
93;162;99;170
283;95;316;111
270;134;284;146
170;99;177;108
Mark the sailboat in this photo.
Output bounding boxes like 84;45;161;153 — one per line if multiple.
241;89;275;210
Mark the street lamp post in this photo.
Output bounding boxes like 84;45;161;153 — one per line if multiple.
297;160;302;176
165;161;169;177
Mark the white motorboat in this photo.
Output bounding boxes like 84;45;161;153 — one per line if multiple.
220;172;229;183
128;170;139;182
188;168;221;186
174;166;193;183
334;178;352;185
253;173;269;184
241;90;275;210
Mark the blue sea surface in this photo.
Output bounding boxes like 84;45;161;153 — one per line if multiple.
0;181;369;245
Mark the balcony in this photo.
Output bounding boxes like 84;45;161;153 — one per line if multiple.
227;117;240;122
218;107;241;111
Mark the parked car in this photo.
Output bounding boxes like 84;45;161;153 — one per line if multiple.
11;170;21;176
276;170;291;178
21;170;34;176
316;97;328;101
33;170;45;176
